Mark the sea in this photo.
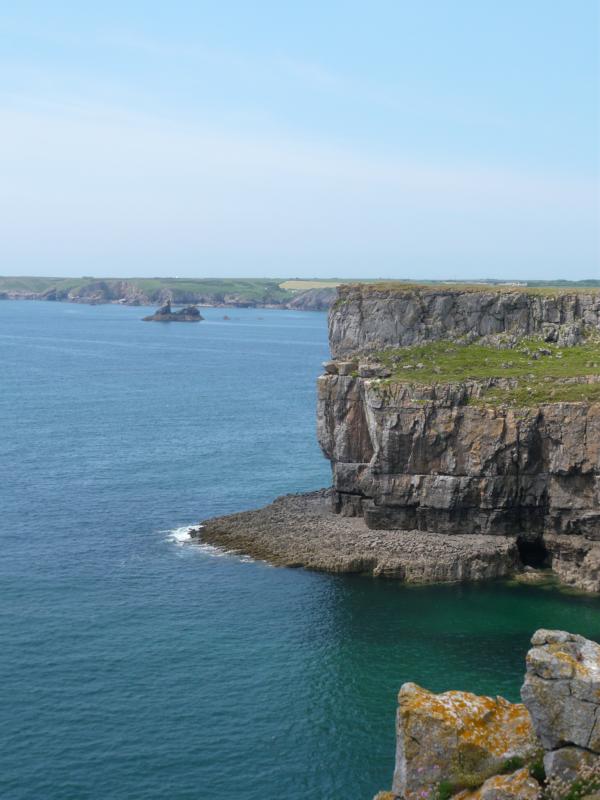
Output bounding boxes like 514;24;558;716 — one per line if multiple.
2;300;600;800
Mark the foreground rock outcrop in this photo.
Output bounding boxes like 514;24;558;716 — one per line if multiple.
522;630;600;757
393;683;539;799
376;630;600;799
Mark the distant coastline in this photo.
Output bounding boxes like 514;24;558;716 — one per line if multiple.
2;276;599;313
0;277;337;311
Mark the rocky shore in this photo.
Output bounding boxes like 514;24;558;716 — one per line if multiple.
375;629;600;799
193;489;520;582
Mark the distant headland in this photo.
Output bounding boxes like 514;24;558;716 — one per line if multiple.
0;276;338;311
1;276;599;313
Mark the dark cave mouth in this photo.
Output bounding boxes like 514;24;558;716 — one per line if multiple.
517;535;549;569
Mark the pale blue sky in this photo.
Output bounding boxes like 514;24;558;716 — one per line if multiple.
1;1;598;279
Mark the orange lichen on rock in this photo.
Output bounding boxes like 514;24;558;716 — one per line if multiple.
398;683;536;756
392;683;540;800
454;767;540;799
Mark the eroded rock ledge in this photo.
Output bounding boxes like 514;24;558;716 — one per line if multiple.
193;490;519;582
376;629;600;799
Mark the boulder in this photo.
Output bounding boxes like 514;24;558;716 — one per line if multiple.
392;683;539;800
336;360;358;376
453;767;540;799
521;629;600;751
544;745;600;782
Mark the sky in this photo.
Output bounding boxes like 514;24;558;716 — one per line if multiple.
1;1;598;280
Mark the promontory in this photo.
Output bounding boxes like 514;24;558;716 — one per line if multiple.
193;283;600;593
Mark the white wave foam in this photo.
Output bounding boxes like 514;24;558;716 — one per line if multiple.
164;523;260;563
165;525;196;544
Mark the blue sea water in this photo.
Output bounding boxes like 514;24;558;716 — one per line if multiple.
2;300;600;800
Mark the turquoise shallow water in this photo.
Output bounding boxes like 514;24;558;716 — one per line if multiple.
2;300;600;800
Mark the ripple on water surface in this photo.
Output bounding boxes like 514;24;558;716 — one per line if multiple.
2;301;600;800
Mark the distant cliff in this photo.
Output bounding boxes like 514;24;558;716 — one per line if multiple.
0;276;336;311
319;284;600;593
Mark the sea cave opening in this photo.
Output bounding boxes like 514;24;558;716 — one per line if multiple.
517;535;549;569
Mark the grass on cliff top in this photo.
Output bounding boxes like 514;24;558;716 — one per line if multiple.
0;276;295;302
372;337;600;405
342;281;600;297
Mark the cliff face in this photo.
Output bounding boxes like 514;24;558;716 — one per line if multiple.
318;285;600;592
330;284;600;357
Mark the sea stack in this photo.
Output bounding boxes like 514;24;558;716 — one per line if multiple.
142;300;204;322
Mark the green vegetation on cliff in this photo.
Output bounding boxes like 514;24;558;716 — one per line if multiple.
0;276;294;303
345;281;600;297
372;337;600;405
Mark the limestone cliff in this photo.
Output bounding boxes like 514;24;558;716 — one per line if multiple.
319;284;600;592
330;284;600;357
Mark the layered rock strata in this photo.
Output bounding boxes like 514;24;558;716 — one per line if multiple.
377;629;600;799
330;284;600;357
319;285;600;592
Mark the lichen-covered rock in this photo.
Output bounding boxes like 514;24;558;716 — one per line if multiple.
453;767;540;799
521;629;600;752
392;683;539;800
